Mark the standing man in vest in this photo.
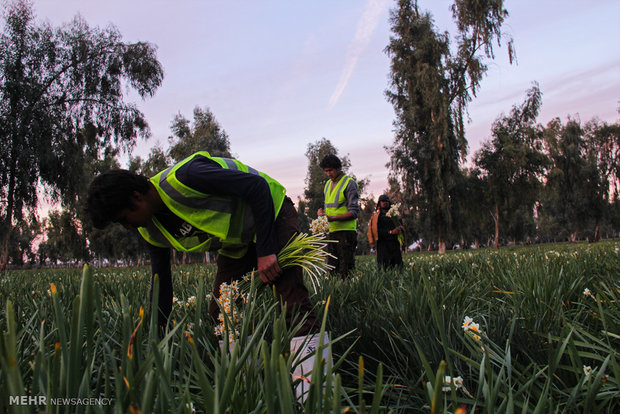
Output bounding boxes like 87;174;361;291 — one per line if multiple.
86;151;316;337
317;154;359;279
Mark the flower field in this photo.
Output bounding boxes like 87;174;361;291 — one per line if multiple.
0;241;618;413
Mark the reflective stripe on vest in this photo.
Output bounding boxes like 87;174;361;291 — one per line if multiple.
323;174;357;232
138;151;286;258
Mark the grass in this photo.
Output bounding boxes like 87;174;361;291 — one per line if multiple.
0;240;618;412
320;241;619;412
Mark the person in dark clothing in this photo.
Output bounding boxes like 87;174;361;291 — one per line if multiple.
367;194;403;269
86;151;317;336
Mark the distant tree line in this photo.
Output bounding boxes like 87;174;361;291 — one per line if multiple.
381;0;618;252
1;0;618;269
392;85;619;252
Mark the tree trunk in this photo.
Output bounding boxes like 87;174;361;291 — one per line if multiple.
594;225;600;242
438;220;446;254
0;234;9;273
493;204;500;249
438;239;446;254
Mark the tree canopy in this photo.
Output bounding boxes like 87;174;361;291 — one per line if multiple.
168;106;232;162
0;0;163;271
540;118;607;242
385;0;514;253
474;84;547;247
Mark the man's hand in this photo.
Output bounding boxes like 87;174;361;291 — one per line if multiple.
317;208;325;216
257;254;281;283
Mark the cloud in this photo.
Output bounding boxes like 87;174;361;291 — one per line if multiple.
328;0;390;109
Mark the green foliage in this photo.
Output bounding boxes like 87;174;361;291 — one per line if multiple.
450;167;493;248
128;145;170;178
0;264;384;413
319;241;619;411
87;224;146;265
585;119;620;200
474;84;547;247
6;215;39;266
385;0;514;252
38;210;86;264
541;118;610;242
0;0;163;270
168;106;232;162
1;242;618;412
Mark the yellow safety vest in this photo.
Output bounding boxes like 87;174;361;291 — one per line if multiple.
138;151;286;258
323;174;357;232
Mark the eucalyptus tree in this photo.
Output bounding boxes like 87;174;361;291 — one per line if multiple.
541;118;606;242
384;0;514;253
584;119;620;240
128;145;170;178
168;106;232;162
38;210;84;265
451;167;493;249
6;214;39;266
584;119;620;201
474;84;547;248
0;0;163;271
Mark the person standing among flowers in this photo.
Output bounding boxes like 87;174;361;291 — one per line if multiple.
317;154;359;279
367;194;404;269
86;151;317;336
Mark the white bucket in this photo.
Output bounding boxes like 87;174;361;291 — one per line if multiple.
290;331;332;402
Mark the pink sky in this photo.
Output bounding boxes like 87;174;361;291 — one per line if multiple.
28;0;620;201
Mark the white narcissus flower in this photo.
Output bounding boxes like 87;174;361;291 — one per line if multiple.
442;376;464;392
462;316;477;331
463;316;482;340
215;281;245;343
386;203;401;218
583;365;595;379
309;215;330;235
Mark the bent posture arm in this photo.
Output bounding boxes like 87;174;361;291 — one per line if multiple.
148;244;173;333
178;157;282;282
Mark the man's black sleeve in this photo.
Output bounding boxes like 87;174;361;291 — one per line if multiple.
147;243;173;331
344;180;360;218
175;156;279;257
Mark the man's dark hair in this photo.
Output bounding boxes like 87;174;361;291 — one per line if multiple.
319;154;342;169
86;169;151;229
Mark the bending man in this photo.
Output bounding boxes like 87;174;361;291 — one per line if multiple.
86;151;316;336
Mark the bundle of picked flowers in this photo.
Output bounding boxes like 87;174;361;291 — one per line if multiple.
215;232;334;341
309;215;330;235
275;232;334;292
385;202;404;245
